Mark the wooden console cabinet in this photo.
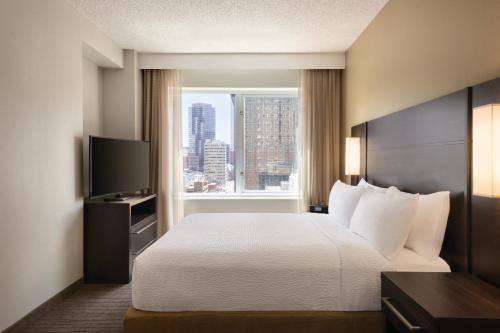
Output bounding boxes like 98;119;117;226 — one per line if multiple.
84;194;157;284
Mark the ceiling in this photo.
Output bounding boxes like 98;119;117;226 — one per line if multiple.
68;0;388;53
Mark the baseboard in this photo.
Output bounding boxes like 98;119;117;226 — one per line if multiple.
3;277;83;333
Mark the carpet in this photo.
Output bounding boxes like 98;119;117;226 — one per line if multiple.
18;284;131;333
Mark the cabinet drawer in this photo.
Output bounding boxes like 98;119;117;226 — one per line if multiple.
382;277;437;333
131;221;157;255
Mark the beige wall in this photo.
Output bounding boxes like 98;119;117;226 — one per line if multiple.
343;0;500;135
0;0;122;330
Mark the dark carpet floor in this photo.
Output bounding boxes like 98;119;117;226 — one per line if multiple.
18;284;131;333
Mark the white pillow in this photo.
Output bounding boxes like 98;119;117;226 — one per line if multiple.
328;180;365;228
349;186;419;260
357;178;388;193
405;191;450;261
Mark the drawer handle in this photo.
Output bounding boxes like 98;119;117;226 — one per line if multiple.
132;221;156;234
382;297;422;331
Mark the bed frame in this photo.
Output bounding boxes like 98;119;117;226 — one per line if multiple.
124;309;385;333
124;77;500;333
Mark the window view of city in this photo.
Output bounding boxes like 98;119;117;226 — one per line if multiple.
244;96;298;192
182;91;298;194
183;93;235;193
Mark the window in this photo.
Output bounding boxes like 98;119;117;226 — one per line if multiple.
182;89;298;195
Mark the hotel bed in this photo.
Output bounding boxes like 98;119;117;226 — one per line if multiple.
132;213;449;313
124;87;472;333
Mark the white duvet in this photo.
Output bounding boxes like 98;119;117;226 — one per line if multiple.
132;213;449;312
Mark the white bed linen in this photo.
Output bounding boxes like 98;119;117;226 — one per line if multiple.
391;248;450;272
132;213;449;312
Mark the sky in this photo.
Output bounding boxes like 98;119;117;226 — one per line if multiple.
182;93;233;147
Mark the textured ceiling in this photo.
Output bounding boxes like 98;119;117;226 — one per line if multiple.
67;0;388;53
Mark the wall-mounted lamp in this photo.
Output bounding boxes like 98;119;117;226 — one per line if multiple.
345;137;361;176
473;104;500;197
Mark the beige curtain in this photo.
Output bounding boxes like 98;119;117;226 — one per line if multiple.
298;69;341;212
142;69;184;235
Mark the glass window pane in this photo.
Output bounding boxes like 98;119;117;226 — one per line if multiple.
182;93;235;193
243;95;298;192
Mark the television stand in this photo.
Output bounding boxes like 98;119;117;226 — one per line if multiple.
84;194;157;283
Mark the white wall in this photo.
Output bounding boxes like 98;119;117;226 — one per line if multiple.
103;50;142;140
184;198;299;215
0;0;122;330
82;58;104;197
83;59;104;135
139;52;345;70
182;69;299;88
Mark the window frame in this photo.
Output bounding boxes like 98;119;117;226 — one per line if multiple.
182;87;299;199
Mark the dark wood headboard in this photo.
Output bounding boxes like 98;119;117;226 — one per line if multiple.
351;76;500;285
351;88;471;272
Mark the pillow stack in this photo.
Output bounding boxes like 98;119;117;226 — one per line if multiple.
349;186;418;260
357;178;387;193
405;190;450;261
327;179;450;261
328;180;364;227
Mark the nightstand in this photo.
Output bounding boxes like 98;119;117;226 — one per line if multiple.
381;272;500;333
309;204;328;214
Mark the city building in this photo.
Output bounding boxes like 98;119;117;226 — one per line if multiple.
183;169;206;192
244;96;298;190
188;103;215;172
193;181;208;193
204;140;227;185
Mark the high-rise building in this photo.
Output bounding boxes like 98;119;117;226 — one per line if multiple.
204;140;227;185
188;103;215;171
244;96;298;190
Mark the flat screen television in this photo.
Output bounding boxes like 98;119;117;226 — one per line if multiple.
89;136;150;199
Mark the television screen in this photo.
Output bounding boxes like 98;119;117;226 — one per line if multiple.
89;136;150;198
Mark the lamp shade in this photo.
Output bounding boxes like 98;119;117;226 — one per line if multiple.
473;104;500;197
345;137;360;176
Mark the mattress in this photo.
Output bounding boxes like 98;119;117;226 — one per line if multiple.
132;213;450;312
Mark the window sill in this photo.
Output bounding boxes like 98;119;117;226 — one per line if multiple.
183;193;299;200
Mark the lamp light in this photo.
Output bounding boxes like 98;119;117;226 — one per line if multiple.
473;104;500;197
345;137;361;176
